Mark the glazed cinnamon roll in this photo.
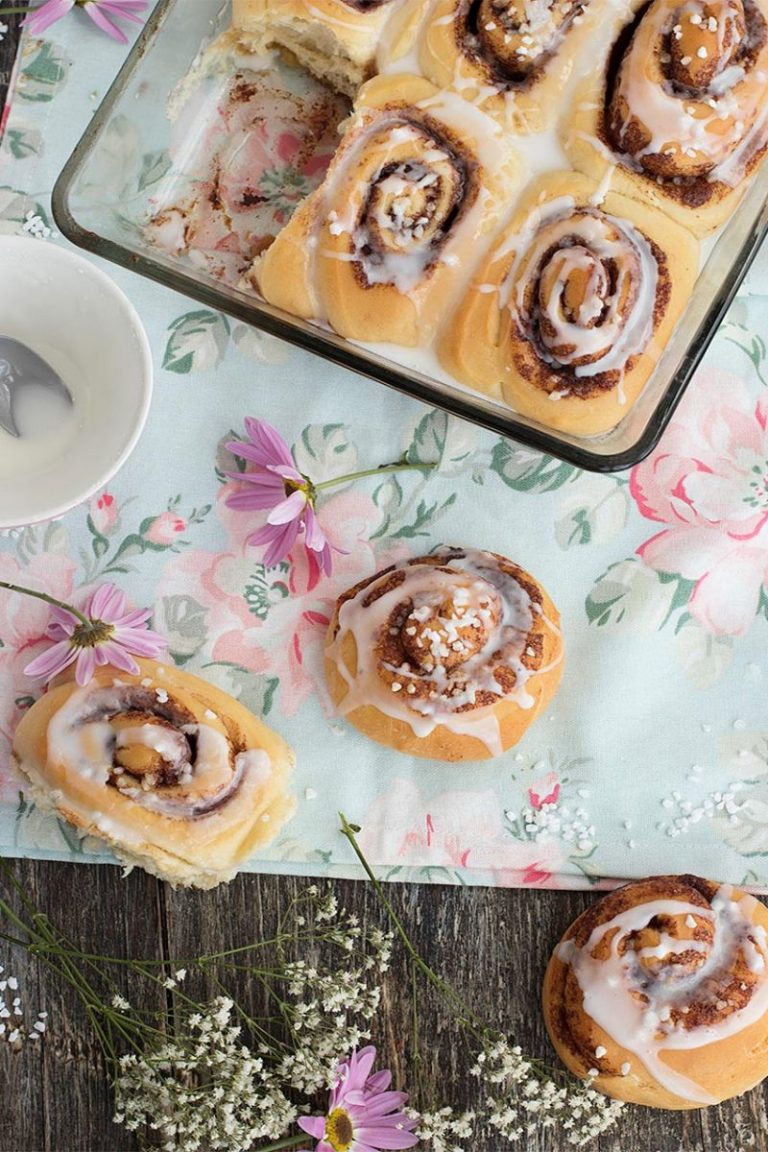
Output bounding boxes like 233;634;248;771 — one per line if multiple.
439;172;699;436
566;0;768;234
232;0;406;94
387;0;601;132
254;74;520;345
325;548;563;761
12;661;296;889
543;875;768;1108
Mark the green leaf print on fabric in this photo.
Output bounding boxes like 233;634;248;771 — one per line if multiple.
16;40;72;103
585;560;688;631
555;475;630;549
490;441;578;493
405;410;478;476
293;424;358;480
163;311;231;374
0;186;51;235
4;126;43;161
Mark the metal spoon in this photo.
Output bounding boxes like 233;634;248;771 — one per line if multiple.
0;336;73;439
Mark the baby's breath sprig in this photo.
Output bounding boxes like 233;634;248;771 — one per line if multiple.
0;861;394;1152
339;813;625;1149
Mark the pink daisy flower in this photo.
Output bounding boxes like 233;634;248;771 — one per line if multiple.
225;418;337;576
298;1046;419;1152
25;0;147;44
23;582;166;687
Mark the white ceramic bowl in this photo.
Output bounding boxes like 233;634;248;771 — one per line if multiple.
0;236;152;529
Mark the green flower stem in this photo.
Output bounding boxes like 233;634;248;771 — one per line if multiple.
255;1136;310;1152
0;581;90;628
314;460;437;492
338;813;480;1032
0;7;31;14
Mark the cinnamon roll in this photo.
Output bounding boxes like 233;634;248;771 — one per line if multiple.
543;875;768;1108
325;548;563;761
387;0;601;132
232;0;405;95
566;0;768;234
254;73;520;346
439;172;699;436
12;660;296;889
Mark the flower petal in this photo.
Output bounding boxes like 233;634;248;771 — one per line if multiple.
87;583;126;622
98;641;140;676
248;519;300;567
111;626;167;658
83;2;128;40
303;505;328;552
24;0;75;34
75;647;98;686
23;641;76;682
354;1127;419;1149
267;489;308;526
226;487;286;513
243;417;294;467
96;0;147;23
297;1116;326;1139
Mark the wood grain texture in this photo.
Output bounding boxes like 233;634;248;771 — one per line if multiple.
0;14;766;1152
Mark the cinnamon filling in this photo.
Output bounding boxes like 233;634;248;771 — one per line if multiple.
461;0;586;88
351;114;475;289
510;208;668;399
73;686;247;818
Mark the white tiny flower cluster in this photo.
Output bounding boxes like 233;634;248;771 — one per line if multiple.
410;1105;476;1152
0;21;8;42
114;997;296;1152
274;898;393;1094
0;966;47;1047
472;1037;624;1147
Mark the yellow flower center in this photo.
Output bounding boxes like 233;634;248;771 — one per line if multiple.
325;1108;355;1152
284;476;316;503
71;620;115;649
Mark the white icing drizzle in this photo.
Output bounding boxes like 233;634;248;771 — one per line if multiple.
326;548;560;755
43;682;272;821
609;0;768;187
494;198;658;384
379;0;589;121
558;884;768;1104
306;91;506;308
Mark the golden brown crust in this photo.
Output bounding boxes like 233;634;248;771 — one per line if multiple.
543;875;768;1109
325;549;563;761
389;0;605;133
438;171;699;436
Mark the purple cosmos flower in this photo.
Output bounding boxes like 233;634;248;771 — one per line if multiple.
298;1046;419;1152
25;0;147;44
226;418;337;576
23;583;167;687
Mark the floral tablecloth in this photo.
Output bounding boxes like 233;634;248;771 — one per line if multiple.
1;14;768;891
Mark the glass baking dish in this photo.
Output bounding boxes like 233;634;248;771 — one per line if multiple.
51;0;768;473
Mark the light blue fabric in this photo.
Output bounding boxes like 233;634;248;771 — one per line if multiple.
1;14;768;889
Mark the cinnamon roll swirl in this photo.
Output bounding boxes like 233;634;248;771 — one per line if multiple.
439;172;699;435
12;661;296;888
325;548;563;761
566;0;768;233
390;0;601;132
254;74;520;345
543;875;768;1108
232;0;406;95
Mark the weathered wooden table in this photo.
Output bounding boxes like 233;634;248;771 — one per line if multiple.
0;14;765;1151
